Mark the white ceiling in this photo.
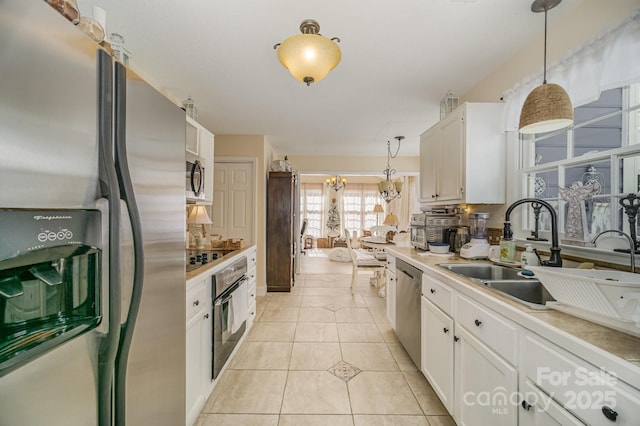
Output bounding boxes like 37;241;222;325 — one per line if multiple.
78;0;582;157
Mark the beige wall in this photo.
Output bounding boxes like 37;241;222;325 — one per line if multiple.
287;155;419;175
461;1;638;223
214;134;274;295
462;0;639;104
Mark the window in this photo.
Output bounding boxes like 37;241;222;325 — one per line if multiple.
299;183;323;237
343;184;379;233
520;84;640;241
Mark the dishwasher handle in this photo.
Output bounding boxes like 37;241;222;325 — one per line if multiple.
400;269;415;280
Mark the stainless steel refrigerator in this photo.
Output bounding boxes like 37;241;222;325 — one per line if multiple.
0;1;186;425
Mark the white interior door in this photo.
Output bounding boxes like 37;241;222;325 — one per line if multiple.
211;161;255;245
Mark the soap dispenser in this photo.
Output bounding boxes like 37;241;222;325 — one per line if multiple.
520;244;539;267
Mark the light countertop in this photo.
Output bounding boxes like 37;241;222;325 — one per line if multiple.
386;246;640;389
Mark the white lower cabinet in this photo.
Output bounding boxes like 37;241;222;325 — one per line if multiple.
454;325;518;426
520;333;640;426
386;272;396;327
386;253;396;328
184;246;258;425
246;246;257;329
185;277;212;425
421;296;454;413
419;275;518;424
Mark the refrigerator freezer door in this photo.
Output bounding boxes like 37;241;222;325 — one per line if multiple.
116;65;187;425
0;2;101;425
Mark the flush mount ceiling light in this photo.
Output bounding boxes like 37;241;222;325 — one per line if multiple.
519;0;574;134
273;19;341;86
379;136;404;203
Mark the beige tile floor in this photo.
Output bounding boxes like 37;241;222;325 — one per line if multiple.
196;250;456;426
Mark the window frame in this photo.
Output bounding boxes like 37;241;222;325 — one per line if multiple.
515;85;640;264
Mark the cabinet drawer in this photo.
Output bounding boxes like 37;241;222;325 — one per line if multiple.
247;267;256;285
521;380;584;425
247;280;256;303
455;294;517;365
186;279;208;320
422;274;453;316
247;250;257;269
523;334;640;426
386;255;396;272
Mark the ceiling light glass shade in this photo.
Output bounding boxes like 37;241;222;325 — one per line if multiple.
519;82;574;134
275;19;341;86
277;34;341;85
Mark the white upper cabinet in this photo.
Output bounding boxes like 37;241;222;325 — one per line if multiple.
419;102;505;206
186;116;214;204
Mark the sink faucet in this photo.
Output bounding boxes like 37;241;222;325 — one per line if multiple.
591;230;636;273
504;198;562;267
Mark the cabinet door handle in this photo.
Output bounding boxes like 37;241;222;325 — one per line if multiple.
431;194;436;198
602;406;618;421
474;319;482;327
203;313;209;319
430;288;436;294
443;327;449;334
521;400;532;411
193;299;200;307
454;336;459;342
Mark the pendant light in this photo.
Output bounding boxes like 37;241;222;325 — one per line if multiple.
519;0;574;134
378;137;403;203
274;19;341;86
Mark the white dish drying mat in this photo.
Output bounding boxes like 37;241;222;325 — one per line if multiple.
527;266;640;325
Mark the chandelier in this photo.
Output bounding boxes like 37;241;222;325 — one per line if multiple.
326;175;347;191
273;19;341;86
379;136;403;203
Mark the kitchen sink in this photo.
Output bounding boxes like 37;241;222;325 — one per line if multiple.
438;263;522;281
437;263;555;310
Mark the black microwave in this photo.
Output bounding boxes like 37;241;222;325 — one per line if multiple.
186;157;206;202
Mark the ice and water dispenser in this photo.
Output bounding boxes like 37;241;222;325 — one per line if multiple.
0;209;102;375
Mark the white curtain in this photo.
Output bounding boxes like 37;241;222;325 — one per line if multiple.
503;10;640;131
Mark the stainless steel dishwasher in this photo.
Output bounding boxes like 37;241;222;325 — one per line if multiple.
395;259;422;369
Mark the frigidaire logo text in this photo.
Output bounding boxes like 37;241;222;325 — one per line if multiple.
33;215;73;221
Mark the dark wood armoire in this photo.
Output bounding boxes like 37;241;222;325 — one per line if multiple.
266;171;299;292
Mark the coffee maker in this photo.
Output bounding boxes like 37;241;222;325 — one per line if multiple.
460;212;491;259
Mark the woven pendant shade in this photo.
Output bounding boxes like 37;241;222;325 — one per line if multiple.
519;83;574;134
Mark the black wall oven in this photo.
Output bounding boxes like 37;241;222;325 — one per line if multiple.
211;257;247;379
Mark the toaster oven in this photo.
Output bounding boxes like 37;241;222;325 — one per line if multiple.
410;212;459;250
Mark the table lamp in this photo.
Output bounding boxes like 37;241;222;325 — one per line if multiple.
373;204;384;226
187;205;212;238
383;213;399;229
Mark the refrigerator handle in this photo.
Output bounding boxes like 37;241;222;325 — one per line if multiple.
96;49;122;426
113;60;145;426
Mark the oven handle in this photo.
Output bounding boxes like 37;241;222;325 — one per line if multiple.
214;275;248;306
